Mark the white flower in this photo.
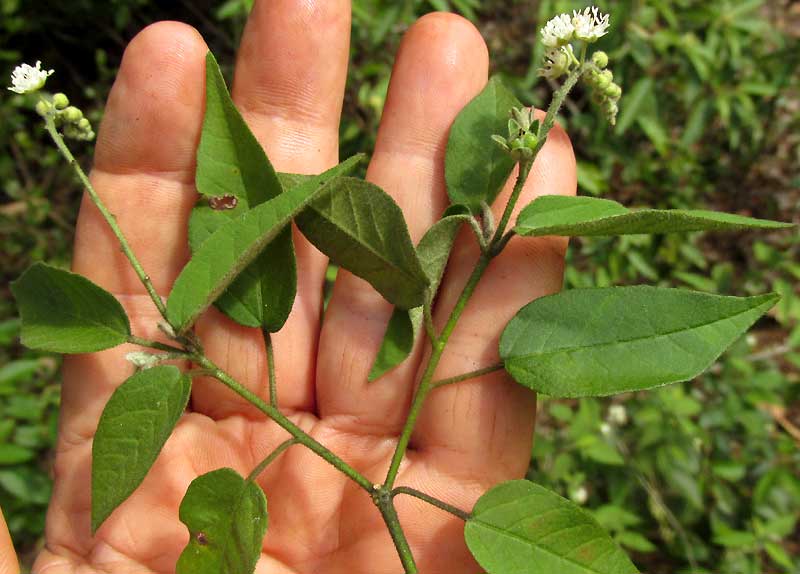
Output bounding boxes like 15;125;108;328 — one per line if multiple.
600;422;612;436
8;61;53;94
540;13;574;47
608;404;628;426
572;6;610;43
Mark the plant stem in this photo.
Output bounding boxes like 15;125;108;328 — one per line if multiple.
392;487;471;521
431;363;504;389
127;336;186;354
194;355;374;493
491;157;533;248
492;64;586;248
264;330;278;408
376;494;418;574
247;438;298;482
43;116;169;321
384;253;492;489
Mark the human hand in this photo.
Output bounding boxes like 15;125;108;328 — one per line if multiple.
32;2;575;573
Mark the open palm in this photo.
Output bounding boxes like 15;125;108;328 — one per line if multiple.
28;1;575;573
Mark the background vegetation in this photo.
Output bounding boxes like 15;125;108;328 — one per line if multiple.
1;0;798;572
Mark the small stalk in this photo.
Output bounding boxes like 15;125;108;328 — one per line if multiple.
247;438;298;482
430;363;504;390
43;115;169;321
127;336;186;354
264;330;278;408
392;486;471;521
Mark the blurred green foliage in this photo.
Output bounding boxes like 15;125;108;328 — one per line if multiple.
1;0;798;572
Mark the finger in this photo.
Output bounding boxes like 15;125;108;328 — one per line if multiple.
191;0;351;418
0;507;18;574
415;115;577;478
316;13;489;433
61;22;207;443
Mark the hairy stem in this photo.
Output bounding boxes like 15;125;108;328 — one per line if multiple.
127;336;187;354
43;116;169;320
194;355;374;493
431;363;504;389
491;158;533;246
264;330;278;408
392;487;471;521
247;438;298;482
384;254;492;489
376;494;417;574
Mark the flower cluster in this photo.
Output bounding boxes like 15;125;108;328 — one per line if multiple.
539;6;610;49
7;61;53;94
538;6;622;126
491;106;540;161
8;62;95;140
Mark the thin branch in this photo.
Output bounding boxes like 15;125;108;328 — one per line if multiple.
431;363;504;389
247;438;298;482
392;487;471;522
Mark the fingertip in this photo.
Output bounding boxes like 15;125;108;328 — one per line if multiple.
95;21;208;176
377;12;489;158
530;109;577;198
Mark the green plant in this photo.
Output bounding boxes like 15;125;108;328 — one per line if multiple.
5;5;797;574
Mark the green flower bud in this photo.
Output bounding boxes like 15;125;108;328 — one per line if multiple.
62;106;83;122
77;117;91;130
35;100;52;117
52;93;69;109
591;51;609;69
605;83;622;99
522;132;539;150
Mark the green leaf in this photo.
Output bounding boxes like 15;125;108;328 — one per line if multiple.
296;177;428;310
367;213;470;381
167;155;363;333
191;51;295;331
514;195;794;237
446;76;520;213
465;480;638;574
368;307;423;382
500;286;779;398
197;52;282;205
177;468;267;574
11;263;130;353
92;366;191;532
189;207;296;332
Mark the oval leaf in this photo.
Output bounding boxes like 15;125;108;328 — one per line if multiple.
11;263;130;353
92;365;191;532
166;154;363;333
296;177;428;310
514;195;794;237
465;480;638;574
367;213;470;381
500;286;779;398
189;207;296;332
191;52;295;331
446;76;520;213
177;468;267;574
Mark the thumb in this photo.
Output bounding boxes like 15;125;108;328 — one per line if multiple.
0;507;19;574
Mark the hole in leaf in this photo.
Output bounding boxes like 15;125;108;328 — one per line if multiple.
209;195;238;210
195;532;209;545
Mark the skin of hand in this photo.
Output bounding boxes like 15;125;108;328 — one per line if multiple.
10;1;576;573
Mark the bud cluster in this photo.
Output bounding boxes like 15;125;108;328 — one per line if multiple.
36;92;95;141
491;107;541;161
584;51;622;125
